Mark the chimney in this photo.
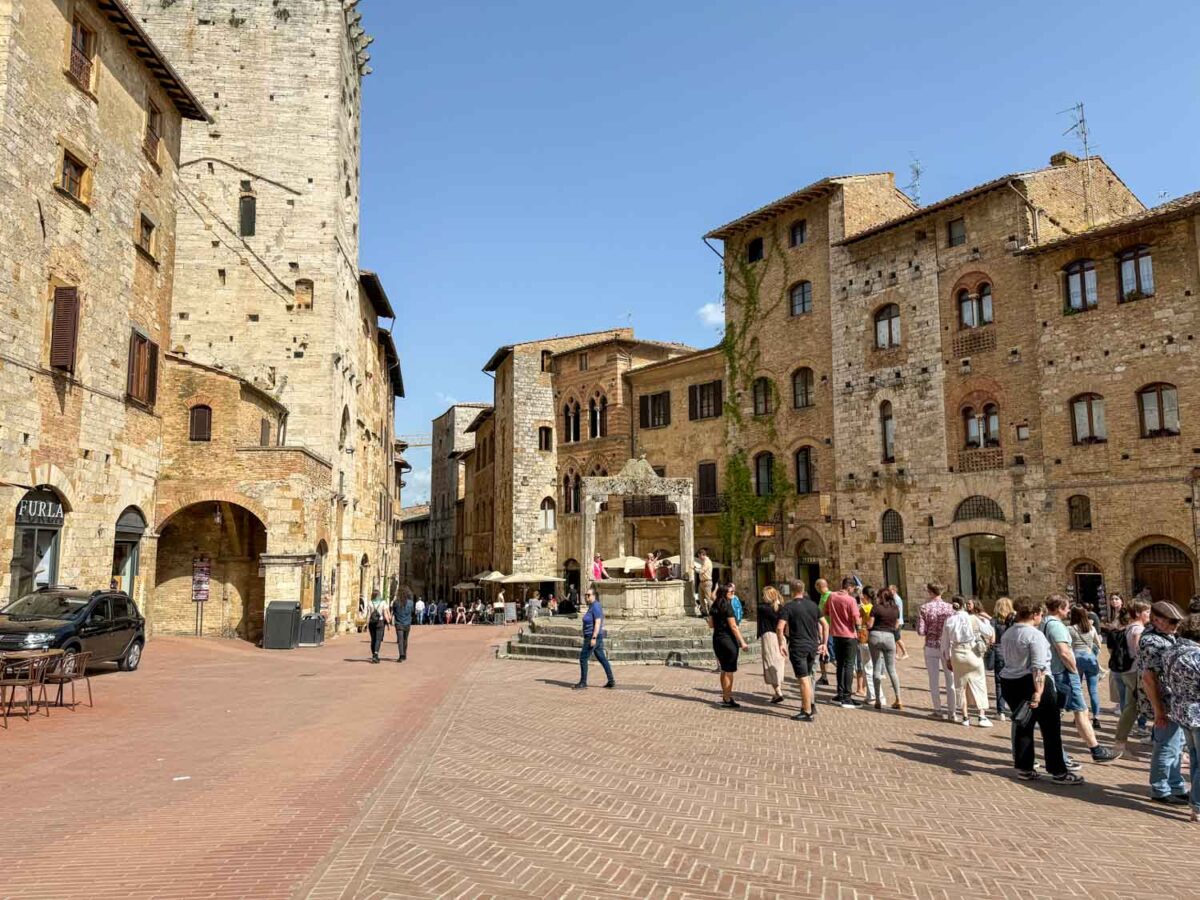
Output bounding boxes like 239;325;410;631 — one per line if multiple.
1050;151;1080;167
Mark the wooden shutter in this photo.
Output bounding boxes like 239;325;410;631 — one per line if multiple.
714;381;723;418
126;330;137;398
698;462;717;497
190;406;211;441
662;391;670;426
688;385;698;421
146;341;158;406
260;418;270;446
639;394;650;429
49;287;79;372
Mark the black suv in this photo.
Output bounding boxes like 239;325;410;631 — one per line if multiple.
0;588;145;670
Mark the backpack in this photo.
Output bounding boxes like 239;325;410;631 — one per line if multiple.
1107;626;1134;673
368;603;382;625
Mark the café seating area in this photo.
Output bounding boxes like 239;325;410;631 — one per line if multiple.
0;649;93;727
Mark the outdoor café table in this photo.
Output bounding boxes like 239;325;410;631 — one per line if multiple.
0;648;63;674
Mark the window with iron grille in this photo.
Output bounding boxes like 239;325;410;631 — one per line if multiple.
69;19;95;89
1067;495;1092;531
953;495;1005;522
881;509;904;543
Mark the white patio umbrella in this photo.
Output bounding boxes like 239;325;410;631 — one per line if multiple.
469;570;494;581
602;555;648;571
500;572;565;584
452;582;481;591
480;571;506;582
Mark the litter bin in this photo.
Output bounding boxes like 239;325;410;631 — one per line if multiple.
299;613;325;647
263;600;301;649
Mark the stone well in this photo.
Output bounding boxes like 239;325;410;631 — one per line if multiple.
594;578;686;619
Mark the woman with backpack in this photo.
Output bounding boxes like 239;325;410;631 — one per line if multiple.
366;589;392;664
1112;599;1151;756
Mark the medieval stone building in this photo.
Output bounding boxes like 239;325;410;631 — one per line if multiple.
0;0;205;610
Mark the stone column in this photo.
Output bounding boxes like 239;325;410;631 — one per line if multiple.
581;493;597;599
675;490;695;610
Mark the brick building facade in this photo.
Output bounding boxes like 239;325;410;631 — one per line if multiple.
455;154;1200;610
0;0;205;611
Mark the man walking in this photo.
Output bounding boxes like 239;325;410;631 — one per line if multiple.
1139;600;1187;804
414;595;426;626
1042;595;1117;763
917;583;956;720
391;589;414;662
826;576;861;708
778;579;827;721
815;578;832;686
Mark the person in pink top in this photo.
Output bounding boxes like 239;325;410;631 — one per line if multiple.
917;582;957;719
826;577;862;708
590;554;610;582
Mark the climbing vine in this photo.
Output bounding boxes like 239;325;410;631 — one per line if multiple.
716;229;795;564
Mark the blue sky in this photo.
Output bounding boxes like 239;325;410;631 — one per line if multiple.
362;0;1200;503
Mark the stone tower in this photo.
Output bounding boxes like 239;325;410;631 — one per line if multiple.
126;0;374;465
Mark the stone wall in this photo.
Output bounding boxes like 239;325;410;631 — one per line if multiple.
0;0;194;609
429;403;483;599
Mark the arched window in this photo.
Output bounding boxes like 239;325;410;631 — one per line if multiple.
983;403;1000;446
1118;245;1154;300
589;397;598;438
953;495;1005;522
1138;383;1180;437
794;446;815;495
881;509;904;544
540;498;556;531
294;278;314;309
746;236;763;263
754;452;774;497
1068;495;1092;531
188;405;212;441
538;426;553;451
958;284;994;329
880;400;895;462
789;281;812;316
1065;259;1098;310
599;395;608;437
874;304;901;349
563;401;581;444
339;406;350;449
563;404;572;443
562;473;581;514
792;367;814;409
752;377;772;416
1070;393;1107;444
962;406;980;449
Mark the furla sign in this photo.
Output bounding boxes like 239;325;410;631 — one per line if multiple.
16;489;65;527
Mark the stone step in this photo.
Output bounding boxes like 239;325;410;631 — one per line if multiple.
515;631;718;651
501;641;751;666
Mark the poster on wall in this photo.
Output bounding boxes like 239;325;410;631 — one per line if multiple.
192;557;211;602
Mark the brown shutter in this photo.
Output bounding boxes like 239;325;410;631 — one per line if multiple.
714;381;724;418
662;391;670;426
146;341;159;406
639;395;650;429
126;330;137;398
688;384;698;421
50;287;79;372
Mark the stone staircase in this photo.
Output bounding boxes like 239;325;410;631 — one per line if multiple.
501;617;761;667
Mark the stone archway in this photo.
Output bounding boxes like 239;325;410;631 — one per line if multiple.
154;501;268;642
1129;541;1194;603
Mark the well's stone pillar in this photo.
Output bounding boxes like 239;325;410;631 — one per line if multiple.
581;494;598;598
675;490;695;609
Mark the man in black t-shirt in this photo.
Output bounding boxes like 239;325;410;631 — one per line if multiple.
777;580;828;722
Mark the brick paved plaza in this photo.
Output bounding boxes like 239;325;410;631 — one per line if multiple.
3;627;1197;899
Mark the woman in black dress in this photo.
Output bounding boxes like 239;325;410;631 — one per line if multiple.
708;584;749;708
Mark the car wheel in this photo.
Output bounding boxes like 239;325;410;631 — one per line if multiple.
119;639;143;672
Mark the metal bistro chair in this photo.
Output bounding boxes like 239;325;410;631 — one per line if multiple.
44;651;93;711
1;655;54;725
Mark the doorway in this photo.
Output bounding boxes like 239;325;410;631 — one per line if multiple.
955;533;1008;604
754;541;776;602
111;507;147;594
1072;562;1103;612
1132;543;1194;603
313;541;328;614
882;553;905;599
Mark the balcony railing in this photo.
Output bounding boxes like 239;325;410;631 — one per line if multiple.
694;494;726;515
957;446;1004;473
69;46;92;89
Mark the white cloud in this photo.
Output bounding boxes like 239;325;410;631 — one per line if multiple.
696;302;724;329
404;467;432;503
434;391;459;407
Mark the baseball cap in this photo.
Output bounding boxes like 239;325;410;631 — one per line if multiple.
1151;600;1185;622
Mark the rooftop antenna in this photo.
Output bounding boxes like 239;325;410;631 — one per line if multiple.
1060;101;1094;227
905;154;923;206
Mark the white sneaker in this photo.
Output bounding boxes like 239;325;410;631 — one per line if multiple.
961;717;971;726
999;713;1009;723
977;717;994;728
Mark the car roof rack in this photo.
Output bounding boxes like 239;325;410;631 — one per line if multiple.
35;584;79;592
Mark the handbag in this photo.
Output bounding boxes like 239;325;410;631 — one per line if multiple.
1013;700;1034;728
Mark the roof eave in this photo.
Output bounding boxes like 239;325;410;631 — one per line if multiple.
360;270;395;319
703;180;841;241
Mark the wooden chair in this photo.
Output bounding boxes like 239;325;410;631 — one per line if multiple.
1;656;53;724
44;651;93;710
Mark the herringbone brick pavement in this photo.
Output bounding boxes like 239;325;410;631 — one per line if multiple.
302;651;1200;900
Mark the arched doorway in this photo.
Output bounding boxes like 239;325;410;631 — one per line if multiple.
1071;561;1103;611
1132;543;1194;603
155;501;267;641
794;539;822;596
112;506;147;594
754;541;776;602
313;540;328;614
562;558;580;594
10;486;68;601
955;535;1008;603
